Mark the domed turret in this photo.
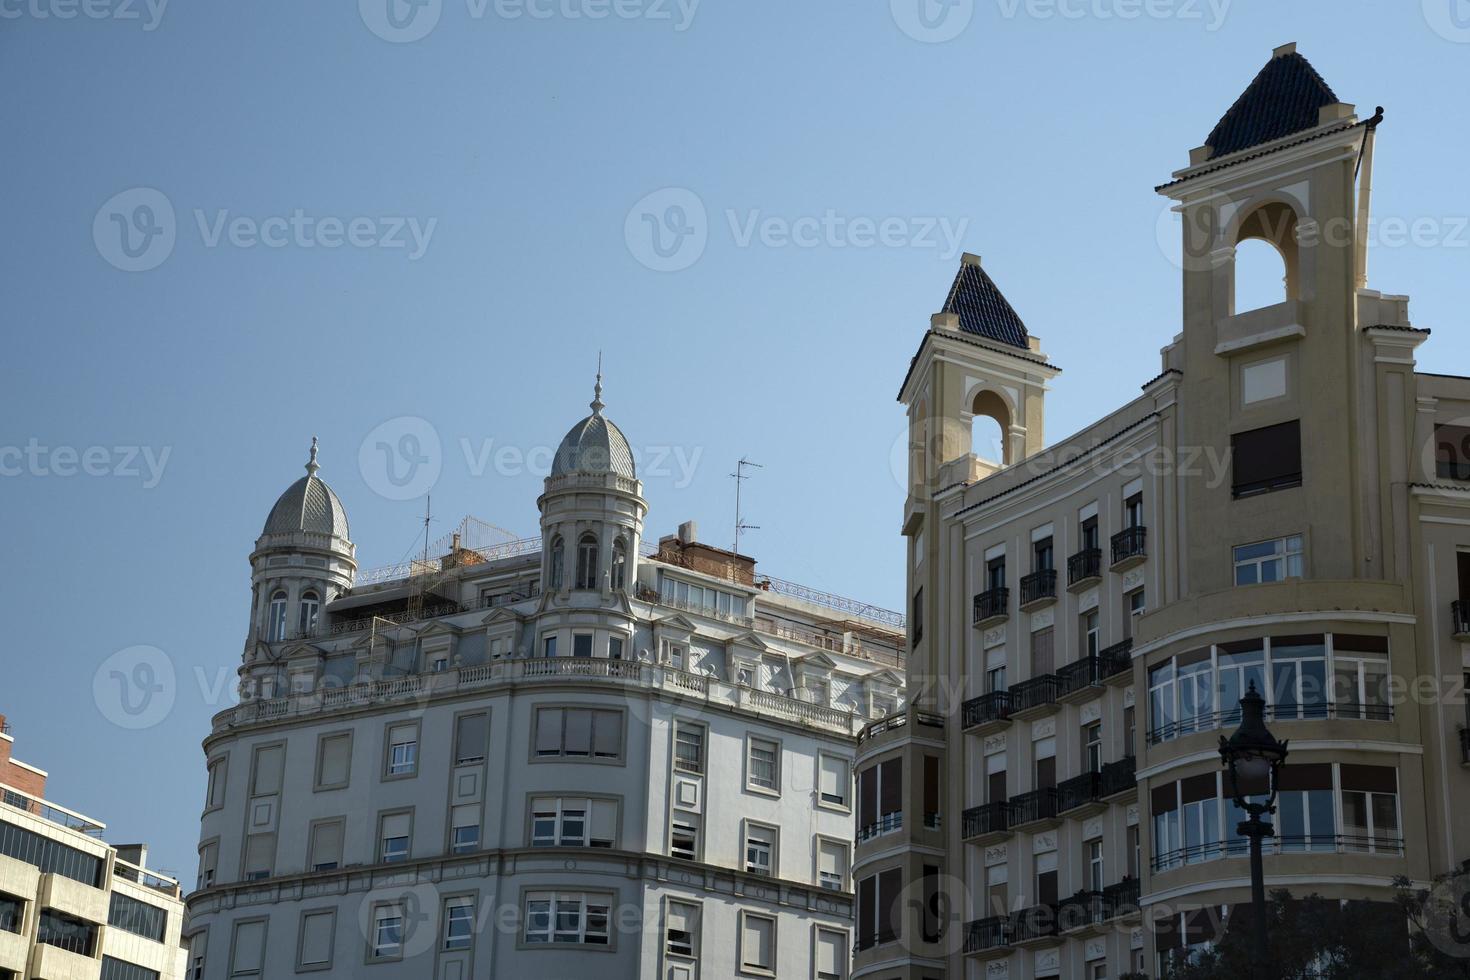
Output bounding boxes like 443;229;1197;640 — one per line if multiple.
550;375;637;480
262;438;351;538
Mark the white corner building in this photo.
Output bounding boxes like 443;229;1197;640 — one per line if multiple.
184;378;906;979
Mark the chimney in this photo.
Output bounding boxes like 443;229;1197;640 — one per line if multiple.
115;844;149;868
678;521;698;545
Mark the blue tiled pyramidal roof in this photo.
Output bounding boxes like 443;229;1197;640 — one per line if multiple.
940;259;1029;350
1204;47;1339;160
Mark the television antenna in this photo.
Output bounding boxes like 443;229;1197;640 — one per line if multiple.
731;458;762;555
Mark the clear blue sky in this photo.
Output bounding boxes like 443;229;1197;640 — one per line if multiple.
1;0;1466;883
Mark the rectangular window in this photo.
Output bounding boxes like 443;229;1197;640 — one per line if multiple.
674;723;705;774
986;556;1006;592
1082;611;1099;658
573;634;593;658
443;897;475;951
229;919;266;977
815;927;846;980
1087;839;1104;892
371;904;403;960
1436;423;1470;480
1082;721;1102;773
297;909;335;970
666;900;699;958
385;723;418;777
379;811;411;864
1234;536;1304;585
1124;491;1144;529
1332;634;1391;719
819;754;849;807
671;816;699;860
745;823;776;876
818;839;847;890
748;737;780;792
857;758;902;838
455;712;489;765
740;911;776;973
530;797;616;848
1031;626;1055;675
308;820;343;872
451;804;481;853
1270;635;1329;720
241;833;274;881
523;892;611;946
608;635;624;660
197;841;218;890
1340;765;1401;853
315;733;351;790
249;744;284;797
1232;420;1303;496
534;707;623;761
206;756;228;811
544;635;558;658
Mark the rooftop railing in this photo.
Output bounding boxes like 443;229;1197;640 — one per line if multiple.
0;785;106;837
113;858;181;899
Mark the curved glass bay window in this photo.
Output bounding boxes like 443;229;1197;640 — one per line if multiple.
1148;633;1392;744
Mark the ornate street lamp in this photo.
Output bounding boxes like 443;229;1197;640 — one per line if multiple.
1218;681;1289;980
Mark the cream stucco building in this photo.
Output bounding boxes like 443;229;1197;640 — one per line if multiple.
855;43;1470;980
183;378;906;979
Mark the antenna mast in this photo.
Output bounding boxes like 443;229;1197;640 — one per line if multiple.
731;458;763;555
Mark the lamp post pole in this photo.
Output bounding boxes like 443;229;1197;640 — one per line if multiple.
1241;809;1272;980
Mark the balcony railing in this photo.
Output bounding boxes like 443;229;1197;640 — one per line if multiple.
1057;890;1106;931
1147;700;1394;744
1099;638;1133;678
963;915;1011;954
1007;787;1059;827
1111;525;1147;566
854;928;898;953
857;811;903;843
1010;675;1060;713
1100;756;1137;797
1057;657;1103;697
962;801;1010;840
1056;771;1102;813
973;588;1009;625
1067;548;1102;587
962;691;1012;729
1010;903;1060;944
1019;569;1057;608
1101;877;1141;918
857;709;945;744
1454;600;1470;637
1153;834;1406;872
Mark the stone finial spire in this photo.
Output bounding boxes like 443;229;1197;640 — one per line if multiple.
306;436;320;477
591;353;605;416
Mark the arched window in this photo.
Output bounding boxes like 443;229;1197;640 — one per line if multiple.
267;591;288;642
1233;202;1299;315
299;591;320;637
549;536;565;590
611;539;628;592
971;389;1011;466
576;534;600;590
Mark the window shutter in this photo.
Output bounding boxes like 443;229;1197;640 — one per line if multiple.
858;768;878;826
742;915;773;968
310;822;343;867
319;735;350;786
590;800;617;845
1180;773;1217;804
1340;764;1397;794
667;902;696;935
299;911;334;966
1032;627;1055;675
1151;783;1178;815
816;929;842;976
381;813;411;840
452;804;480;830
879;759;902;815
1277;764;1333;792
878;868;902;939
455;713;488;764
857;877;876;948
232;920;265;973
819;756;845;801
592;711;622;757
251;745;284;797
819;843;841;877
1231;420;1302;495
242;834;274;876
535;709;563;755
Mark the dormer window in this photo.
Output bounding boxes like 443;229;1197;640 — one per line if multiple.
576;534;599;590
267;591;288;642
298;592;320;637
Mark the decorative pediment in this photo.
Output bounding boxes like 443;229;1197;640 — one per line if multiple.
654;613;699;636
480;607;526;628
794;652;838;672
416;620;462;638
867;669;904;689
283;643;322;663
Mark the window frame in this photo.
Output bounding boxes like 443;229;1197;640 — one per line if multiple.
376;808;414;865
1233;535;1305;586
517;889;615;951
313;731;353;792
745;736;782;797
531;705;626;765
742;820;778;877
382;721;420;781
738;909;778;977
295;907;336;973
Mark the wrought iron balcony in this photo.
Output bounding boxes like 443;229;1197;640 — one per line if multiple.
1010;903;1060;945
1100;756;1137;798
1009;675;1060;714
1454;600;1470;639
1101;877;1141;919
1057;657;1103;699
1007;787;1059;828
962;801;1010;840
1067;547;1102;588
1057;771;1102;814
1056;891;1106;932
1019;569;1058;609
962;691;1013;730
972;587;1010;626
1110;525;1147;567
963;915;1011;955
1099;638;1133;679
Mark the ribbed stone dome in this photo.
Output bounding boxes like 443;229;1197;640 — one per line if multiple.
262;439;350;538
550;375;636;480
